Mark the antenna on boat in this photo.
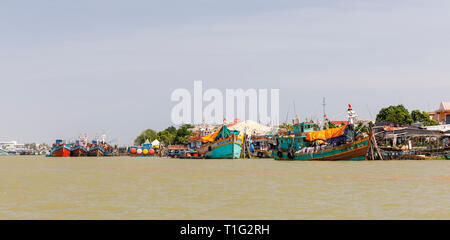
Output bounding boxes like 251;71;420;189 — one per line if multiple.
366;104;373;120
322;97;328;129
293;100;297;117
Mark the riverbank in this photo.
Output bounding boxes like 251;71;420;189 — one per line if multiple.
1;156;450;219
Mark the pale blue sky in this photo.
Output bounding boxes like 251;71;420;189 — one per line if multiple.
1;0;449;144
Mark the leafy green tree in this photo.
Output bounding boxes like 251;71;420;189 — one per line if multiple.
157;130;176;146
165;126;177;134
174;124;194;144
375;105;413;125
134;129;158;145
279;122;293;131
135;124;194;146
311;123;320;130
411;110;439;126
355;122;368;134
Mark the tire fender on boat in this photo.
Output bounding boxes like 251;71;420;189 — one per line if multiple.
287;152;294;160
277;151;283;158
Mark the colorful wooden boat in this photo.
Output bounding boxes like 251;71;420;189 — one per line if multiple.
71;145;88;157
88;145;104;157
165;145;188;158
198;125;243;159
272;105;369;161
103;143;118;156
87;141;104;157
128;142;158;157
104;149;118;157
249;135;273;158
272;135;369;161
50;140;71;157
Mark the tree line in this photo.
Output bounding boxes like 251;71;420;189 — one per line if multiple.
134;124;195;146
277;104;438;131
375;104;438;126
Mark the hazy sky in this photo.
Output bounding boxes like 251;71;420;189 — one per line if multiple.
1;0;449;144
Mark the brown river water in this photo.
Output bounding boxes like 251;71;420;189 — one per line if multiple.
0;156;449;219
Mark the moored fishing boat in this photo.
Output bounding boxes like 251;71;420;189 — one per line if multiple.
88;145;104;157
197;125;243;159
71;145;88;157
50;139;71;157
104;147;118;157
87;140;105;157
70;137;88;157
103;142;118;156
248;135;274;158
128;142;158;157
271;105;370;161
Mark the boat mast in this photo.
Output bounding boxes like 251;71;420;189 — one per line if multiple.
322;97;328;129
347;104;358;125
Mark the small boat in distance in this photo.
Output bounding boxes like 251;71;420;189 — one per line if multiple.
50;139;71;157
249;135;274;158
198;125;243;159
104;144;118;156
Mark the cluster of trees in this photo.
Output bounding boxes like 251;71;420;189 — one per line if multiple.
375;104;438;126
278;122;293;131
134;124;194;146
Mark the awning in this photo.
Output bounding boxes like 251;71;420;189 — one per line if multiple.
151;139;160;146
305;125;346;142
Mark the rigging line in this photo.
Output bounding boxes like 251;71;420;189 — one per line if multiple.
284;102;291;124
366;104;374;120
293;100;297;117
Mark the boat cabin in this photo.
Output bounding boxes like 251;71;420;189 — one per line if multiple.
275;122;318;151
293;122;317;135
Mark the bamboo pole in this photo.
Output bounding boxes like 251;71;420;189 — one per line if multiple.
372;133;383;160
370;140;375;160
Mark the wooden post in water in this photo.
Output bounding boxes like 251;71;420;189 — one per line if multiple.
368;125;383;160
372;133;383;160
369;140;375;160
368;125;374;160
242;133;247;159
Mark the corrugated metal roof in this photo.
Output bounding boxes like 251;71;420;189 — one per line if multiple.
426;124;450;132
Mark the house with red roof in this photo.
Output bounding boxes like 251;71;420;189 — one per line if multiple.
429;101;450;124
330;121;349;126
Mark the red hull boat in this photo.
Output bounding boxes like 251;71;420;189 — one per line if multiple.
51;145;71;157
